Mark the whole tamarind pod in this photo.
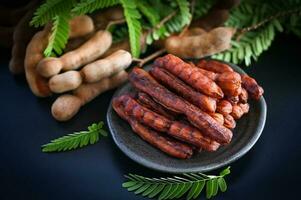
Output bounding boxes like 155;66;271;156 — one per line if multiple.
183;28;207;36
239;88;248;103
64;33;93;52
24;28;52;97
112;99;193;159
137;92;177;120
129;67;232;144
116;95;220;151
49;71;82;93
52;70;127;121
209;113;224;125
82;50;132;83
216;71;242;97
69;15;94;38
150;66;217;113
231;104;244;119
241;74;264;100
238;103;250;114
197;59;233;73
9;3;38;74
217;100;232;115
37;30;112;78
165;28;235;59
154;54;224;99
224;114;236;129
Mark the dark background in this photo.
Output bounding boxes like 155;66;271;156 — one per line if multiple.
0;1;301;199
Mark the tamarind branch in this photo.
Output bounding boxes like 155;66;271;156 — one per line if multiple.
236;7;301;40
133;49;166;67
105;19;126;30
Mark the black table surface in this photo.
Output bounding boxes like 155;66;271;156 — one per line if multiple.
1;35;300;200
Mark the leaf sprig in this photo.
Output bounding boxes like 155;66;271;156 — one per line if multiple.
122;166;230;200
42;121;107;152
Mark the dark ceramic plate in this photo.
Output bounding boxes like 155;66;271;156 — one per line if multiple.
107;61;267;173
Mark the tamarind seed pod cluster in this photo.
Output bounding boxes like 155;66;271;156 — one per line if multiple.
20;14;133;121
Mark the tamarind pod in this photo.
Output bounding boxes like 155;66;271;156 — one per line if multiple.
191;9;229;31
183;28;207;36
69;15;94;38
116;95;220;151
9;7;38;74
49;71;82;93
101;39;130;58
112;100;193;159
74;70;127;105
82;50;132;83
238;103;250;114
197;59;233;73
64;33;94;52
154;54;224;99
224;114;236;129
216;71;242;97
241;74;264;100
189;61;218;80
208;113;224;125
51;70;127;121
216;100;232;115
129;67;232;144
165;27;234;59
37;30;112;78
130;120;193;159
228;95;239;104
199;68;218;80
191;0;240;31
137;92;177;120
239;88;248;103
92;6;124;30
150;66;217;113
24;29;52;97
231;104;244;120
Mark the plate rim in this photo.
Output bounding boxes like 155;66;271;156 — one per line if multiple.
107;60;267;173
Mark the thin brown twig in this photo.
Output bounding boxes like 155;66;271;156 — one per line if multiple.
156;11;177;30
105;19;126;30
236;8;301;40
133;49;166;67
146;11;177;39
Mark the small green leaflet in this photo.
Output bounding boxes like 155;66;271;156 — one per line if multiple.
123;166;231;200
120;0;142;58
44;13;70;57
42;121;107;152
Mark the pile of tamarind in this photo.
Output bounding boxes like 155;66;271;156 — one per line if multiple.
2;0;242;122
4;4;132;121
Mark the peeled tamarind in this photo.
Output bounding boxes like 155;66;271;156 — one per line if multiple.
37;30;112;78
49;71;82;93
81;50;132;83
51;70;128;121
24;27;52;97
